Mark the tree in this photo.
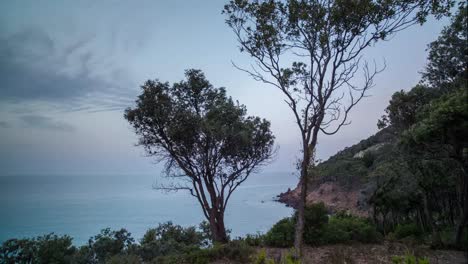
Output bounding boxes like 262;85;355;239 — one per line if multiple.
223;0;452;255
422;2;467;88
403;87;468;247
124;69;275;243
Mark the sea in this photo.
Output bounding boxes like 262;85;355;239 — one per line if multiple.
0;172;296;245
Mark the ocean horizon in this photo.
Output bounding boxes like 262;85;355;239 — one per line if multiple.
0;171;296;245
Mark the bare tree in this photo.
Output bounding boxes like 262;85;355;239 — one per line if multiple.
223;0;452;256
125;69;275;243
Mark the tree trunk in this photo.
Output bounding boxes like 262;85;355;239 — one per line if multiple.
294;147;311;257
455;172;467;247
209;210;228;244
454;145;467;248
422;193;441;247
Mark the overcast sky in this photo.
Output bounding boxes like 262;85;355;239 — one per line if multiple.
0;1;451;176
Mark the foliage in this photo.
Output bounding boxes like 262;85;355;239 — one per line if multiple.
83;228;135;264
392;254;430;264
264;204;380;247
139;221;207;261
322;214;381;244
264;217;296;247
0;234;76;264
125;69;275;243
300;202;329;245
422;2;467;88
394;223;424;240
252;249;275;264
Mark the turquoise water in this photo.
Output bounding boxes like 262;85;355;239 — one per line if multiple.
0;172;295;245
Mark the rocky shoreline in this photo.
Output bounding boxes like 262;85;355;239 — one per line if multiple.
276;181;369;217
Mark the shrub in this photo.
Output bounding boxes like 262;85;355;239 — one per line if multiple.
265;203;329;247
0;234;76;264
322;214;381;244
86;228;135;263
394;223;423;240
139;222;206;261
251;249;275;264
301;203;329;245
243;233;264;247
154;239;253;264
105;254;141;264
264;217;295;247
392;253;430;264
361;151;375;168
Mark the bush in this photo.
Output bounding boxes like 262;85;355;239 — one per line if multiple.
301;203;329;245
154;239;253;264
322;214;381;244
139;221;207;261
251;249;275;264
0;234;76;264
264;217;295;247
85;228;135;263
394;223;423;240
243;233;264;247
392;253;429;264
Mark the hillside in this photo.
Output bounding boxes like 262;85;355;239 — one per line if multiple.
277;126;398;216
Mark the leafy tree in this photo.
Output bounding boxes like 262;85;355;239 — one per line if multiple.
422;2;467;88
377;85;440;130
403;87;468;247
223;0;452;255
125;69;275;243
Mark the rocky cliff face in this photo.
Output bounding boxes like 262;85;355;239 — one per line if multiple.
277;128;396;216
277;181;369;217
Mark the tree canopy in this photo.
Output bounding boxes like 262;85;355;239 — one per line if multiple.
124;69;275;243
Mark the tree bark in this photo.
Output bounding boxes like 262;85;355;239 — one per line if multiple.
209;210;228;244
422;193;442;247
454;146;467;248
294;146;311;257
455;172;467;247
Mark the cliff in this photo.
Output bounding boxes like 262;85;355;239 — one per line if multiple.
277;127;397;216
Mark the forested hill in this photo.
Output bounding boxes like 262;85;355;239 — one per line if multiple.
314;126;397;189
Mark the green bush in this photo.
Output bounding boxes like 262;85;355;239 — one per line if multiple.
264;203;329;247
139;221;206;261
0;234;76;264
243;233;264;247
322;214;381;244
251;249;275;264
394;223;423;240
86;228;135;263
301;203;329;245
392;253;429;264
154;239;253;264
264;217;295;247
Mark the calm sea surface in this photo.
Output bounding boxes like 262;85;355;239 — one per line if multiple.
0;172;295;245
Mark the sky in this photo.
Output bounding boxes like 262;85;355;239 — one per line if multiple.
0;0;452;176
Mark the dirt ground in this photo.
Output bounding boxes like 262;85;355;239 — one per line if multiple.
212;242;467;264
261;242;467;264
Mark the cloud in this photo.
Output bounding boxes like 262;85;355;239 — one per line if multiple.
19;115;75;132
0;121;9;128
0;27;134;112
